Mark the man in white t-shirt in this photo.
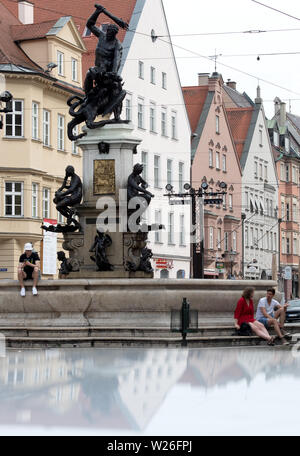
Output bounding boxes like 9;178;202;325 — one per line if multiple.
256;288;290;345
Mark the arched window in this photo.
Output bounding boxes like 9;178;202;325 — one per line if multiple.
177;270;185;279
160;269;169;279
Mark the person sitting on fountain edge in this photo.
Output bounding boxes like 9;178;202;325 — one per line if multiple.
18;243;40;297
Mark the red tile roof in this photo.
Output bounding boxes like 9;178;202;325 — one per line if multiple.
11;20;58;42
3;0;138;77
226;107;253;159
0;2;41;71
182;86;209;133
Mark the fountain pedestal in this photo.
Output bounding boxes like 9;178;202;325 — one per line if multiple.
64;123;153;279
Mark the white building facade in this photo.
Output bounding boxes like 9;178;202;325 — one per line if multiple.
241;96;279;279
120;0;191;278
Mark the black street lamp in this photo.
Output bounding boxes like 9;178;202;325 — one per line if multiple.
165;181;227;279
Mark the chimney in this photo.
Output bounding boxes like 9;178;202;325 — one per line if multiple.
226;80;237;90
274;97;281;116
279;102;286;127
198;73;209;86
18;1;34;25
255;85;262;104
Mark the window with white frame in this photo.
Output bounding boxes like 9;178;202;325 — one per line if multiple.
125;94;132;121
216;152;220;169
71;58;78;81
229;194;233;210
209;149;213;168
5;182;23;216
180;214;185;246
292;166;297;183
57;211;64;224
150;66;156;84
42;188;50;219
57;114;65;151
264;165;268;181
209;227;214;250
222;154;227;172
150;103;156;133
254;161;258;178
224;232;229;251
155;210;162;243
32;183;38;218
138;61;144;79
273;131;279;147
270;232;273;251
162;72;167;89
57;51;64;76
72;126;78;154
255;228;259;248
216;115;220;134
223;193;226;209
274;233;277;251
293;237;298;256
260;229;264;249
141;151;148;181
250;227;254;245
43;109;50;146
154;155;160;188
161;107;167;136
259;163;263;179
167;159;173;186
245;192;249;210
32;102;39;140
5;100;23;137
232;231;237;252
293;203;297;222
286;164;290;182
286;236;291;254
245;227;249;247
171;111;177;139
282;236;285;254
285;137;290;153
270;199;273;217
281;201;285;219
286;202;290;221
168;212;174;244
179;162;184;193
217;228;222;250
137;98;144;129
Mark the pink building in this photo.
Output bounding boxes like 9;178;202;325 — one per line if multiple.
183;73;242;279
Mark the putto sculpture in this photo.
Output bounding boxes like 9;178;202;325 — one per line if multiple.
42;166;82;233
67;3;129;141
89;229;114;271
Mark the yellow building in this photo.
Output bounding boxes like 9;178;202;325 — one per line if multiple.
0;4;86;279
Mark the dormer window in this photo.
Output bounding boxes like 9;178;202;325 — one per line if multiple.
273;131;279;147
83;27;92;37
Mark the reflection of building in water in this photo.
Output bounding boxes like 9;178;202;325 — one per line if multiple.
181;349;300;389
117;349;188;429
0;349;188;431
0;350;84;414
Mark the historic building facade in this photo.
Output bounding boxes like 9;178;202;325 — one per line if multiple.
225;85;279;280
183;73;242;279
268;99;300;298
0;2;86;279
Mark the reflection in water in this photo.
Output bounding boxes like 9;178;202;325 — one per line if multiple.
0;348;299;434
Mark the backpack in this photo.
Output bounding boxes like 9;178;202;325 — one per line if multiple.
237;322;253;336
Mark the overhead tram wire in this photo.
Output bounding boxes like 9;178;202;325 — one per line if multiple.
250;0;300;22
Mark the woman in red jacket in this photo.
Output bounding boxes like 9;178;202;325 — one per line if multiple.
234;287;275;345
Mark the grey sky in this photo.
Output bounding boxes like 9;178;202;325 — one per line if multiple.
163;0;300;118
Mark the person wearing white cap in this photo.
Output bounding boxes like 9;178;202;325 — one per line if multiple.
18;243;40;297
